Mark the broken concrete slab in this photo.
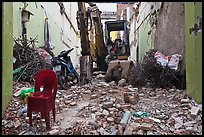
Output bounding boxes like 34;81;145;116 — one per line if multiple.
183;121;196;127
190;106;200;116
118;79;126;87
48;129;60;135
102;109;109;116
174;122;183;129
181;98;190;103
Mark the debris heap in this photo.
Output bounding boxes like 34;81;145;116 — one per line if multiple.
2;73;202;135
13;37;52;82
128;49;182;89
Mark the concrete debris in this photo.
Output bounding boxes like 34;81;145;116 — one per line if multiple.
109;81;116;86
190;106;200;116
96;74;105;79
13;89;22;97
98;127;109;135
102;109;109;116
118;79;126;87
14;120;21;129
2;74;202;135
91;94;97;99
70;101;77;106
124;123;134;135
181;98;190;103
197;104;202;111
141;123;154;131
136;129;144;135
102;102;113;109
48;129;60;135
149;117;161;123
83;90;91;94
107;117;114;122
175;123;183;129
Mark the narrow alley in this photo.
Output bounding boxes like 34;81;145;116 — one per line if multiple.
2;2;202;135
2;72;202;135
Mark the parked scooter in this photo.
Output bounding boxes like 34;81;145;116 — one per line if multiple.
52;48;79;89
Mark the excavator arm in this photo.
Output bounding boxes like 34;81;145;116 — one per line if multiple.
77;2;108;85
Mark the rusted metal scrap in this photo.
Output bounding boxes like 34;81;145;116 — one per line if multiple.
13;37;52;82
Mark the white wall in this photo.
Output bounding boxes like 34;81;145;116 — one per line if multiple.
39;2;81;67
129;14;137;62
129;3;138;63
136;2;162;30
129;2;162;63
95;3;117;12
95;3;117;31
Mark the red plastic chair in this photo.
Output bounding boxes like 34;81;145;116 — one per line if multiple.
27;70;58;130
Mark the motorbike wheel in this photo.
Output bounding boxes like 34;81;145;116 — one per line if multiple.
70;73;79;85
58;71;71;90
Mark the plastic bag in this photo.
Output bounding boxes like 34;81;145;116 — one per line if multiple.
167;54;182;70
20;87;34;99
132;111;147;118
154;51;181;71
154;51;169;67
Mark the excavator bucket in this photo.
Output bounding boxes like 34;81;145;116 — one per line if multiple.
105;60;135;82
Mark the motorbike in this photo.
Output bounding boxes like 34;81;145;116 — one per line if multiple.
52;48;79;89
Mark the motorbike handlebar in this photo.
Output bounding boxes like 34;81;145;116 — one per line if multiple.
58;48;74;57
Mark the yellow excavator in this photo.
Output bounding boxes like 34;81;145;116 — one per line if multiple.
76;2;133;85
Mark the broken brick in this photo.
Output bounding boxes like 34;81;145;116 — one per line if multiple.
124;123;134;135
140;123;154;131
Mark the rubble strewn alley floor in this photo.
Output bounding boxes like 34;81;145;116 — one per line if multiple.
2;72;202;135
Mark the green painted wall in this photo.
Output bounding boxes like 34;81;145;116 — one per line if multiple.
185;2;202;103
2;2;13;117
194;2;202;104
138;16;154;62
185;3;195;99
13;2;63;55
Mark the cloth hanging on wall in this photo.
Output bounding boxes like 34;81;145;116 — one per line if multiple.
44;18;55;50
